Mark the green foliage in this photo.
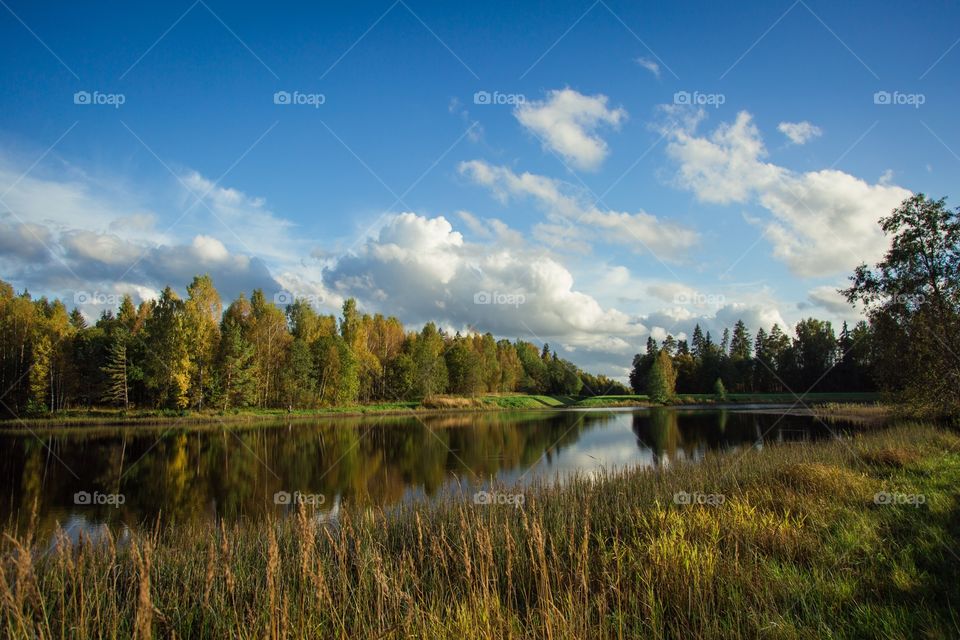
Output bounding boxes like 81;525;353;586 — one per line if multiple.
714;377;727;400
101;329;130;409
646;349;676;404
143;287;191;409
444;334;482;395
845;193;960;416
214;316;257;411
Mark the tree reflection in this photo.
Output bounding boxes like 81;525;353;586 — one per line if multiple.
0;409;846;534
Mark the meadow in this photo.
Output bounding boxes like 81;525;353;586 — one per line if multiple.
2;421;958;639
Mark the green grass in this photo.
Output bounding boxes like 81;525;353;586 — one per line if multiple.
3;422;959;638
479;394;568;409
677;391;882;404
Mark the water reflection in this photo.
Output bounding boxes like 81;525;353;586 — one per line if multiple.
0;407;850;533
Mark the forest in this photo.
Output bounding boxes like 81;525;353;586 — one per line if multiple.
0;272;871;417
0;279;627;415
628;317;874;398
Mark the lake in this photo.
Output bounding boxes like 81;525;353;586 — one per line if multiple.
0;406;858;537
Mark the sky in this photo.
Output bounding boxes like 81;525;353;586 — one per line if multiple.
1;0;958;379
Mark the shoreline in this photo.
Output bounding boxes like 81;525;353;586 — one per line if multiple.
0;392;885;430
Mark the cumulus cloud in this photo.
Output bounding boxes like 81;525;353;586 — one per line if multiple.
515;88;627;171
663;110;911;276
459;160;698;260
777;121;822;145
324;212;647;354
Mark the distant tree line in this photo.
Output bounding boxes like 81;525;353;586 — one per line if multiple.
628;317;874;397
0;276;630;416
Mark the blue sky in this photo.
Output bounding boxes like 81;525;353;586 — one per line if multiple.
1;0;958;376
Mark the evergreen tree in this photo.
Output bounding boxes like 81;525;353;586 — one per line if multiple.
102;330;130;409
143;287;191;409
628;337;658;394
215;318;257;411
729;320;753;391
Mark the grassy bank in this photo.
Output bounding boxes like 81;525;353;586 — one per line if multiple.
3;422;958;638
0;392;882;428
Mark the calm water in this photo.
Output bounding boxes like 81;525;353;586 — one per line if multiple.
0;407;854;535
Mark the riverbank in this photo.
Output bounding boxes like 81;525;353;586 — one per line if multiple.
2;421;957;638
0;391;882;428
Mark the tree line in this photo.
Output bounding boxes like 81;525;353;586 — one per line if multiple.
0;277;629;415
629;317;874;398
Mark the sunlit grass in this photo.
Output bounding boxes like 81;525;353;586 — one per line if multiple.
2;423;959;638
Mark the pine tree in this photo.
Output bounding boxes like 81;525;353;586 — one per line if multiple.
102;331;130;409
629;337;658;393
730;320;752;360
215;319;257;411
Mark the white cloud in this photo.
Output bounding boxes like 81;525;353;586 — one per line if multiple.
514;88;627;171
777;121;822;145
664;110;911;277
635;57;661;79
459;160;698;260
324;212;648;356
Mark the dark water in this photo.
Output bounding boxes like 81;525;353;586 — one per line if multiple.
0;407;855;535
